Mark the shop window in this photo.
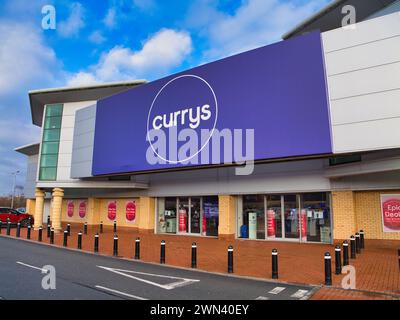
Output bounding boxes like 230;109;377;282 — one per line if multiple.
300;193;331;243
157;196;219;237
238;193;332;243
39;104;63;181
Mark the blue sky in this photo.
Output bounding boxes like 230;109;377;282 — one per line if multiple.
0;0;330;196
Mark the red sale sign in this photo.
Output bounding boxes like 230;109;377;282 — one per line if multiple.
301;209;307;241
79;201;87;218
126;201;136;222
381;195;400;232
179;208;187;232
67;201;74;218
108;201;117;221
266;210;276;238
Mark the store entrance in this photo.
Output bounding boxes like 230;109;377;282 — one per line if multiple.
178;197;202;235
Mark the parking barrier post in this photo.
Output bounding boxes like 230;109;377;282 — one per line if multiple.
7;221;11;235
38;226;43;242
355;233;361;254
134;237;140;260
191;242;197;268
113;235;118;257
350;235;356;259
50;228;54;244
100;221;103;234
272;248;278;279
228;245;234;273
47;215;50;226
67;224;71;236
113;221;117;233
335;245;342;275
47;224;51;238
63;230;68;247
94;233;99;253
27;225;31;240
343;240;349;266
77;231;82;250
360;230;365;249
84;222;88;235
324;252;332;286
16;222;21;238
160;240;166;264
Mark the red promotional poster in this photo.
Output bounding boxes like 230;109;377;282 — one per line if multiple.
126;201;136;222
266;210;275;238
202;215;207;236
67;201;74;218
108;201;117;221
301;209;307;241
179;208;187;232
79;201;87;218
381;195;400;232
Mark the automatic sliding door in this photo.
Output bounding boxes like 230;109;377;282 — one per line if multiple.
283;194;299;239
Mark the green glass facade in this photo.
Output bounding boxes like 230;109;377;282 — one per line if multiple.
39;104;63;180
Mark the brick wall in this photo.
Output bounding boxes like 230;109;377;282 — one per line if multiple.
332;190;400;240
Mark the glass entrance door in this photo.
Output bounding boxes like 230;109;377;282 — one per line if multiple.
283;194;299;239
177;197;202;235
190;197;201;234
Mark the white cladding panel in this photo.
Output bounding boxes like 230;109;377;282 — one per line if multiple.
56;101;96;181
323;12;400;153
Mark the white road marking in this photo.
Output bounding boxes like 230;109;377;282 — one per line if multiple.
97;266;200;290
95;285;148;300
268;286;286;295
291;289;309;299
16;261;49;273
255;296;270;300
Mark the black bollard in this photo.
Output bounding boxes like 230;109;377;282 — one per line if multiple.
100;221;103;234
84;222;88;235
134;237;140;260
350;235;356;259
360;230;365;249
160;240;166;264
227;245;234;273
272;248;279;279
113;235;119;257
67;224;71;236
343;240;349;266
113;221;117;233
94;233;99;253
63;230;68;247
47;215;50;226
191;242;197;268
38;226;43;242
324;252;332;285
47;224;51;238
335;245;342;275
27;225;31;240
50;228;54;244
77;231;82;250
16;222;21;238
355;233;361;254
6;221;11;235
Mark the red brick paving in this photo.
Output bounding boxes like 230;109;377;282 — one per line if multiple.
1;223;399;300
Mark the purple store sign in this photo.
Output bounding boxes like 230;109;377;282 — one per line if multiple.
92;31;332;176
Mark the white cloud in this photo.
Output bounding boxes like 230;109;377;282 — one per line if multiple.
89;30;106;44
186;0;329;61
103;7;117;28
58;2;85;38
67;28;192;86
133;0;156;11
0;21;60;98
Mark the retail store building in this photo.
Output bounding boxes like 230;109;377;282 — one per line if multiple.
16;0;400;244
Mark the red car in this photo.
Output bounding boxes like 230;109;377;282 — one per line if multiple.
0;207;34;226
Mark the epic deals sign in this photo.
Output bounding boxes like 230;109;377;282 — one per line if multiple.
381;194;400;232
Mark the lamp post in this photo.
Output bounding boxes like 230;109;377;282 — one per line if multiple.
11;170;20;209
